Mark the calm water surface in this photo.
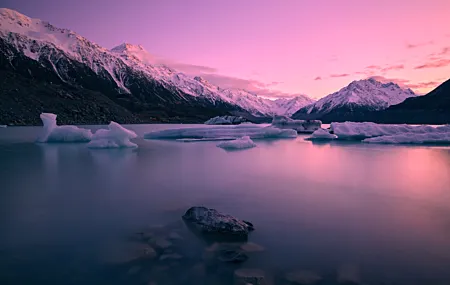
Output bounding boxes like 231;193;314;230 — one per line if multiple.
1;124;450;285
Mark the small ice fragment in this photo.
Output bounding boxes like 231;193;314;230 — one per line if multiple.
217;136;256;150
36;113;92;143
87;122;138;148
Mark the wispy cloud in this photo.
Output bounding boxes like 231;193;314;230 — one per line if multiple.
407;81;441;89
314;76;322;81
369;75;441;94
380;64;404;72
365;65;382;70
414;58;450;69
406;40;434;49
439;47;450;55
200;73;303;99
330;73;350;78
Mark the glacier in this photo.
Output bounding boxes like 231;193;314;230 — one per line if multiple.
87;122;138;149
305;128;337;141
144;125;297;140
217;136;257;150
36;113;93;143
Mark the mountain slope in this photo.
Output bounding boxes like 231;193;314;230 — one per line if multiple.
366;78;450;124
0;8;260;125
110;44;315;117
292;78;416;122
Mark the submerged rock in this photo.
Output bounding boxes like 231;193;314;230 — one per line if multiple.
217;249;249;263
182;206;254;238
285;270;322;284
102;242;157;264
240;242;265;252
234;268;265;285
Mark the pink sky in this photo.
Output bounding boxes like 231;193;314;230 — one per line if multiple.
4;0;450;99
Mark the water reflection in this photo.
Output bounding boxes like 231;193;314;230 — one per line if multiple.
0;128;450;285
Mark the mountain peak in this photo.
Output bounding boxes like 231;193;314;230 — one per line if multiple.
111;43;146;53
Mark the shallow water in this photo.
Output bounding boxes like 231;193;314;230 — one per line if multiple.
1;124;450;285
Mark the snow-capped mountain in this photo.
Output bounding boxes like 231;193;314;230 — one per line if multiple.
273;96;315;116
0;8;311;124
110;43;315;117
292;78;416;122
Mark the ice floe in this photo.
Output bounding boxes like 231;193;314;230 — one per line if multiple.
327;122;450;145
305;128;337;141
271;116;321;133
144;125;297;140
36;113;93;143
205;115;247;125
217;136;257;150
330;122;440;140
363;128;450;144
88;122;138;148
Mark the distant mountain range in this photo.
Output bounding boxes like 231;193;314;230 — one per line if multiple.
0;8;448;126
0;8;313;125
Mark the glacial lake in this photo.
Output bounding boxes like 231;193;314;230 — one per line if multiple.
1;124;450;285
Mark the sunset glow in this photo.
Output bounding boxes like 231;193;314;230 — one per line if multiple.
4;0;449;99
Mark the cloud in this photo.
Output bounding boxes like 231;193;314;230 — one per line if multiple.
406;40;434;49
365;65;381;70
330;73;350;78
369;76;410;88
369;75;441;93
163;61;218;74
439;47;450;55
407;81;441;89
314;76;322;81
199;73;302;99
414;58;450;69
380;64;404;72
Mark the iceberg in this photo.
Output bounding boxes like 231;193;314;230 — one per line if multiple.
36;113;93;143
305;128;337;141
205;115;247;125
363;128;450;144
271;116;321;133
0;125;6;128
87;122;138;148
144;125;297;140
217;136;257;150
330;122;441;140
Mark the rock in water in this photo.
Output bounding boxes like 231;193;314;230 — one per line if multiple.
285;270;322;284
182;207;254;238
234;268;265;285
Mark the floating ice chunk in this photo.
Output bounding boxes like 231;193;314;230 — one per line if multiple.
0;125;6;128
306;128;337;141
88;122;138;148
205;115;247;125
217;136;256;150
271;115;321;133
331;122;441;140
363;128;450;145
144;125;297;140
37;113;92;143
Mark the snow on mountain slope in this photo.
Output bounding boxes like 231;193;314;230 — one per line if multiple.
0;8;312;117
110;43;315;116
273;95;315;116
303;78;416;115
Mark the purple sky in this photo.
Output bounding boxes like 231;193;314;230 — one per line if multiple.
3;0;450;99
